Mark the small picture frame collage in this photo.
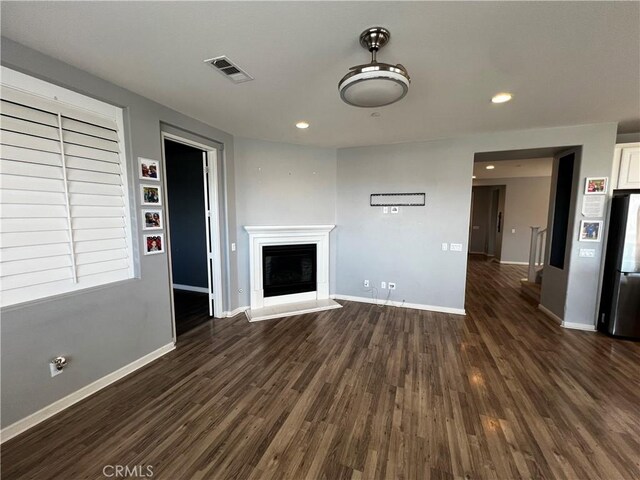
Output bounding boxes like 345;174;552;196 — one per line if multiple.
579;176;608;243
139;157;165;255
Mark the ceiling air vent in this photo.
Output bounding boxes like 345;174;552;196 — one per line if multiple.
205;56;254;84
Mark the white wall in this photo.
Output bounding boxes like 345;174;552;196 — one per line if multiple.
474;176;551;263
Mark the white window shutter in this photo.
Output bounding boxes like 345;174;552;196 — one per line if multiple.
1;76;133;307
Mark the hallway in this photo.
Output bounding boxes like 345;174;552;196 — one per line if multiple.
2;259;640;479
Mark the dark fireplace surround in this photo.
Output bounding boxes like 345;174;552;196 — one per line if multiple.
262;244;317;297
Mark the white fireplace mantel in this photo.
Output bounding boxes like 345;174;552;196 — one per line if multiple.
244;225;336;235
243;224;341;321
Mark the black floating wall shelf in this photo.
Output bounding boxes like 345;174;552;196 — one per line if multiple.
370;193;426;207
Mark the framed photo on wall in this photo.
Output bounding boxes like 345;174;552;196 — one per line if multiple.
142;209;163;230
579;220;603;242
138;157;160;181
584;177;607;195
140;184;161;206
143;234;165;255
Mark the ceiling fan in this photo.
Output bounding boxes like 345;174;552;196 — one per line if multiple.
338;27;411;108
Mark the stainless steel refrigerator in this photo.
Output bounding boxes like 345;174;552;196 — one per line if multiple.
599;192;640;338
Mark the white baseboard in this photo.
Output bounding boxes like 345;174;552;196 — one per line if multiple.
173;284;208;294
538;304;563;324
333;294;466;315
0;342;175;444
500;260;530;265
537;304;596;331
561;321;597;332
224;306;249;318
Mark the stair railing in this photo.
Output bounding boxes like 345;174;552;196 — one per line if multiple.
527;226;547;282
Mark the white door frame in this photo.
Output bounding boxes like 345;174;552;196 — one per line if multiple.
160;132;224;340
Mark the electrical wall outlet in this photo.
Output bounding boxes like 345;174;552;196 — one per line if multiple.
383;206;389;214
363;279;370;287
450;243;463;252
381;281;386;289
231;242;236;252
442;243;448;251
388;282;396;290
511;228;516;234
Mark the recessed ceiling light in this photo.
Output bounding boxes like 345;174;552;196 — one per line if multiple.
486;165;495;170
491;92;513;104
296;121;310;129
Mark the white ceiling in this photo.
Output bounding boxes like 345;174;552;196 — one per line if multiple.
2;2;639;148
474;158;553;180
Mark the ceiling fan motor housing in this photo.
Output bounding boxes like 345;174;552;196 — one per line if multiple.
359;27;391;52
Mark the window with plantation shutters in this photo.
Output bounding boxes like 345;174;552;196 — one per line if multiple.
0;67;134;307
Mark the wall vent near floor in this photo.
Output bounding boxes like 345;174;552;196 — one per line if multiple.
204;56;254;84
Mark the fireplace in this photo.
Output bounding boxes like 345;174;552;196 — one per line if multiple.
243;225;341;321
263;244;317;297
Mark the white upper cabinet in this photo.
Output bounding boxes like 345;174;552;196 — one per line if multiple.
614;143;640;190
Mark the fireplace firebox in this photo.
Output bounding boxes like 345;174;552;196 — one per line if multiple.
262;244;317;297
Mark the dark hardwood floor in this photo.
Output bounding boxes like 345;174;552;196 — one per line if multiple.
2;257;640;479
173;289;211;336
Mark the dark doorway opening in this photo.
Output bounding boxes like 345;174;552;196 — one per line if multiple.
549;152;575;269
164;139;211;335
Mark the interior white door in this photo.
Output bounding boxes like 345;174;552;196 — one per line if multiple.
202;148;224;318
202;152;214;317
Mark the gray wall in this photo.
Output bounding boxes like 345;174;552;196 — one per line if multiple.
616;132;640;143
233;137;337;307
540;152;579;319
335;123;617;323
474;176;552;263
336;140;473;310
165;141;208;289
0;38;237;428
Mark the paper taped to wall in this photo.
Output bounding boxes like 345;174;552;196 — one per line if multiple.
582;195;605;217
